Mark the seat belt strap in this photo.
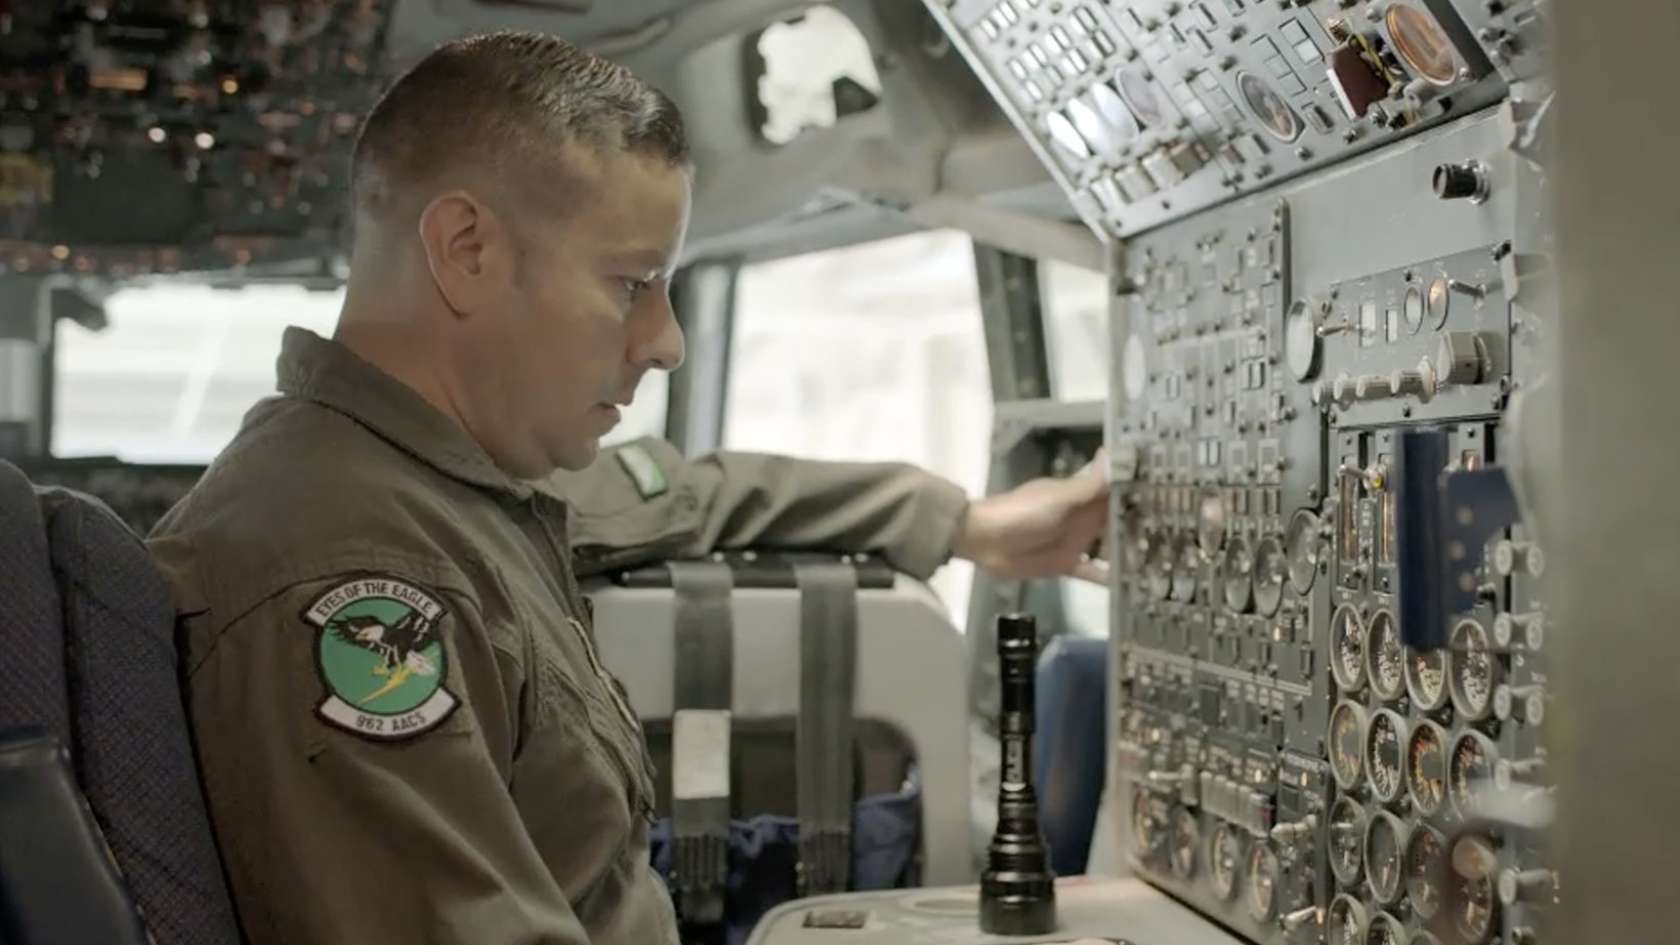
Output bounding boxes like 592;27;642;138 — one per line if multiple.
668;560;734;925
793;560;858;897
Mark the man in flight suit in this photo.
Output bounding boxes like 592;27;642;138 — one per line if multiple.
147;31;1109;945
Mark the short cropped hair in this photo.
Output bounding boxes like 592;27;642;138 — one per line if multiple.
351;31;688;225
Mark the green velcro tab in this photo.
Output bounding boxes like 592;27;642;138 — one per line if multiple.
615;444;669;500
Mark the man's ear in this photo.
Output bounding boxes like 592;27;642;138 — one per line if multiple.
417;191;505;318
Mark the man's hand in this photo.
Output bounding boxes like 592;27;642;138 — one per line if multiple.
953;451;1111;584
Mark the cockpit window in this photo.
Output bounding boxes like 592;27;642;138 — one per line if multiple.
50;283;669;463
1039;259;1110;403
747;5;883;146
724;229;990;622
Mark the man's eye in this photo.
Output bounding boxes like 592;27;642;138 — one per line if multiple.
620;277;650;299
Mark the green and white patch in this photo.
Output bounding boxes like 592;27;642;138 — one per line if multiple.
303;575;459;741
616;443;668;500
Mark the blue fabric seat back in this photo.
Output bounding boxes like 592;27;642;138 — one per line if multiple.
1033;635;1109;876
0;461;243;945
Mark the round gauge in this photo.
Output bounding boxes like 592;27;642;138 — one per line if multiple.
1237;71;1302;143
1450;729;1498;816
1449;618;1500;721
1223;536;1255;613
1331;604;1368;693
1365;811;1408;905
1144;531;1174;601
1209;822;1243;901
1131;788;1166;860
1405;645;1451;712
1328;893;1369;945
1117;65;1165;128
1407;719;1449;815
1066;96;1116;153
1198;491;1228;552
1329;795;1368;885
1089;81;1142;143
1252;537;1286;616
1365;609;1406;702
1448;836;1501;944
1366;911;1406;945
1171;807;1198;878
1246;842;1280;921
1046;110;1093;159
1122;334;1148;401
1406;824;1446;919
1285;510;1321;594
1286;298;1321;380
1172;535;1201;603
1330;701;1369;790
1403;285;1426;334
1427;277;1451;329
1386;4;1460;86
1365;709;1407;803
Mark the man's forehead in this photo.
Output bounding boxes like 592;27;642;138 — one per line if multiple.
572;149;691;266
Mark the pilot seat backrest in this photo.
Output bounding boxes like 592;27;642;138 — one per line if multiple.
0;460;243;945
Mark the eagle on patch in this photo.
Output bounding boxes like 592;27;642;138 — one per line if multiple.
324;610;441;705
304;575;460;741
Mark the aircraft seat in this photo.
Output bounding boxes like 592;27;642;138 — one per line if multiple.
0;460;243;945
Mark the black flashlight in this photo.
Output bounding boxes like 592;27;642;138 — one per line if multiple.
980;612;1057;936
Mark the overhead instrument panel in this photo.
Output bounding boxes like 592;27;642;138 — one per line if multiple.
921;0;1506;239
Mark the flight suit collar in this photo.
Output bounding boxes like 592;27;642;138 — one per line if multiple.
275;326;560;503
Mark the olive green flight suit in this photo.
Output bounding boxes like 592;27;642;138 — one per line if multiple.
146;327;968;945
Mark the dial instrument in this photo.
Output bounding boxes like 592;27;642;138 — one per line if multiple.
1366;911;1406;945
1450;729;1499;815
1224;535;1255;612
1365;709;1407;803
1209;823;1243;901
1365;811;1408;905
1449;835;1501;944
1171;807;1198;878
1089;81;1142;144
1198;491;1228;552
1285;510;1321;594
1132;788;1168;861
1385;3;1460;86
1330;701;1369;790
1366;609;1406;701
1118;65;1165;128
1172;535;1201;603
1122;333;1149;401
1406;644;1451;711
1286;298;1321;380
1403;284;1425;334
1450;618;1500;721
1246;842;1280;921
1406;825;1446;919
1238;70;1302;143
1145;531;1174;600
1329;795;1367;885
1252;536;1286;616
1328;893;1368;945
1407;719;1449;814
1331;604;1368;692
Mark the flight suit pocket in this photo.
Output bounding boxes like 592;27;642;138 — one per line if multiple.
531;627;656;823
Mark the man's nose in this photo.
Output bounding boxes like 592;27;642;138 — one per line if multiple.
631;290;685;372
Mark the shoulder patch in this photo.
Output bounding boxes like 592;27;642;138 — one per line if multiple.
302;575;460;742
615;444;668;500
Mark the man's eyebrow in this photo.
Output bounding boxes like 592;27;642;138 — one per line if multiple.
607;248;673;272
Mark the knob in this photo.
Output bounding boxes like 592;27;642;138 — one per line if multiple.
1317;318;1353;338
1271;814;1318;845
1282;906;1321;932
1493;540;1546;578
1355;373;1395;401
1492;612;1545;650
1498;868;1557;906
1147;767;1191;786
1448;279;1488;301
1331;372;1357;406
1493;685;1546;726
1495;756;1547;790
1436;332;1489;386
1434;161;1491;203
